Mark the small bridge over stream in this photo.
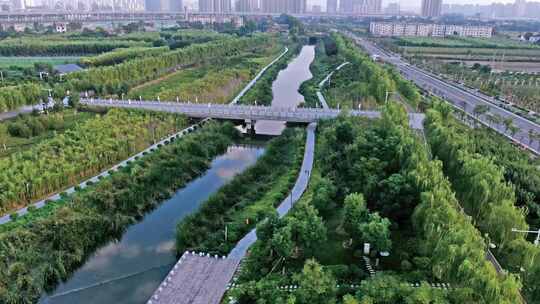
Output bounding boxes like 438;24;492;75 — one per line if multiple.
81;99;425;130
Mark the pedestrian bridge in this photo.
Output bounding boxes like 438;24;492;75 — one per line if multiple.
81;99;425;130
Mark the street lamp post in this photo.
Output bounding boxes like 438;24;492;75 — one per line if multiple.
385;91;395;104
512;228;540;246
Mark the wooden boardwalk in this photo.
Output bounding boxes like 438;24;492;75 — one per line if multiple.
147;251;241;304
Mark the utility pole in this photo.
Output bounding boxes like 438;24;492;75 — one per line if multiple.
512;228;540;246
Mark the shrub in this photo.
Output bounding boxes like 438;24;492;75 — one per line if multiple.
10;212;19;220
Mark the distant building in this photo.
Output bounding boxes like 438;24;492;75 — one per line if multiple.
421;0;442;17
339;0;381;15
235;0;257;12
514;0;526;17
10;0;24;10
260;0;305;14
199;0;231;12
311;4;321;13
370;22;493;38
145;0;161;11
326;0;337;13
385;2;399;15
188;14;243;26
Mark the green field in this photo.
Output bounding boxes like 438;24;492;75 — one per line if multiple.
0;56;80;69
128;45;283;104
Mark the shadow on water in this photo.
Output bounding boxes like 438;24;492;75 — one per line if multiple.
39;144;266;304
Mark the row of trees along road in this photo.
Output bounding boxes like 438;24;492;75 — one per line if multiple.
0;109;186;215
232;104;522;303
0;122;237;304
425;101;540;301
331;33;421;107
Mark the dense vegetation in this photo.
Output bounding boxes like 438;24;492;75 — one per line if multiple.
79;46;169;67
67;34;274;96
321;34;420;110
394;36;540;49
0;37;150;56
0;121;237;304
0;110;96;157
128;44;282;103
425;102;540;301
176;128;305;254
0;83;42;113
0;109;186;215
229;104;523;303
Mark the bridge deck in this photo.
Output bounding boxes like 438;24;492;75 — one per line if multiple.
81;99;425;130
147;252;241;304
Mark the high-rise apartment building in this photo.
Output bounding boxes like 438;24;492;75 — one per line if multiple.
514;0;526;17
385;2;399;15
261;0;303;13
235;0;257;12
421;0;442;17
326;0;337;13
199;0;231;12
339;0;381;14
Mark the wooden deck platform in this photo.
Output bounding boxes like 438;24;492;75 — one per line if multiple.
147;252;241;304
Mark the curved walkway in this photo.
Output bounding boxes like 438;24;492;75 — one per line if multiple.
316;62;350;109
230;47;289;105
228;122;317;259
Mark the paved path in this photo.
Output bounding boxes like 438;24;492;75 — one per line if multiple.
230;47;289;104
0;119;210;225
316;62;350;109
228;122;317;259
147;252;241;304
347;33;540;155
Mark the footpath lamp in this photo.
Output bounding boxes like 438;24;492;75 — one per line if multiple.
512;228;540;246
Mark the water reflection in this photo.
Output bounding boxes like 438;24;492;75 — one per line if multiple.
39;145;265;304
256;45;315;135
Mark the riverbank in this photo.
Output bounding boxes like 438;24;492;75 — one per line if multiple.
0;121;239;304
238;44;301;106
176;127;305;255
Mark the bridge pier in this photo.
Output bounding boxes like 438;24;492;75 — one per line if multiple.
245;119;256;135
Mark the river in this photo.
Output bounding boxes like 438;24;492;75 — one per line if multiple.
255;45;315;135
39;145;265;304
39;43;315;304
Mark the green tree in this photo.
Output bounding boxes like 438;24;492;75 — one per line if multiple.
359;213;392;252
293;259;337;304
342;193;369;239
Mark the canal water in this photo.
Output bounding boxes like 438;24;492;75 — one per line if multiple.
256;45;315;135
39;145;265;304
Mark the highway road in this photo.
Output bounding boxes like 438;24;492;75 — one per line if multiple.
347;33;540;155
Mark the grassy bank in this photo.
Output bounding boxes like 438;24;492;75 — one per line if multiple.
176;127;305;255
0;121;238;304
238;44;301;106
299;38;342;108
